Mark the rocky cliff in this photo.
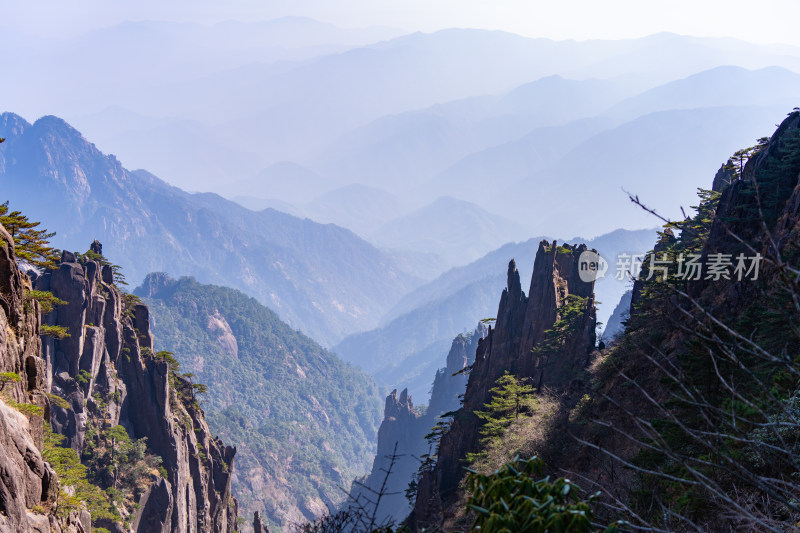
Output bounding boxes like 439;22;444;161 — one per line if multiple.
409;242;597;528
34;241;238;532
351;326;485;525
0;225;96;532
401;111;800;531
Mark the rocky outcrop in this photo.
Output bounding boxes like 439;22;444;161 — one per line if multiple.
602;290;632;342
709;110;800;250
35;244;238;532
409;242;596;527
351;327;486;525
426;328;486;418
252;511;269;533
0;225;93;532
711;163;736;192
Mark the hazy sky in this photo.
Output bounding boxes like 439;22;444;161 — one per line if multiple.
2;0;799;46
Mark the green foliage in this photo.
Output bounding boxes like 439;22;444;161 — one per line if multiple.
0;371;20;391
82;422;163;508
465;456;617;533
154;350;180;370
42;423;119;522
121;292;142;318
0;201;60;269
467;372;535;464
533;295;593;357
76;369;92;385
556;244;572;255
139;275;383;525
47;392;71;410
24;290;66;314
629;188;721;312
40;324;71;339
6;399;44;417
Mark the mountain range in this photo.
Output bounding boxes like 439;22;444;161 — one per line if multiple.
334;228;657;400
0;112;419;346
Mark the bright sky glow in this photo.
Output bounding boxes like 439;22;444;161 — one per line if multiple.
1;0;799;46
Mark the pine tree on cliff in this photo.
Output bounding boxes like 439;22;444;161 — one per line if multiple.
0;201;60;269
475;372;535;440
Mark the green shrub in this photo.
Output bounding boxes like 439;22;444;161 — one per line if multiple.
24;290;66;314
42;424;120;521
47;393;71;410
6;400;44;417
40;324;70;339
0;372;20;391
465;456;619;533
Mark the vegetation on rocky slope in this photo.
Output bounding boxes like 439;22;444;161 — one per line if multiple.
138;273;383;529
376;110;800;532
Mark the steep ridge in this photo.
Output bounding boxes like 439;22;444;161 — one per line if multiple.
136;274;383;530
350;326;485;525
34;242;238;532
409;241;597;527
0;223;89;532
0;112;419;346
406;110;800;531
602;289;632;341
335;229;654;401
557;109;800;530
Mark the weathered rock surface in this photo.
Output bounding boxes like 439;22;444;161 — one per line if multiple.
36;245;239;532
0;224;95;532
409;242;597;528
352;326;486;525
253;511;269;533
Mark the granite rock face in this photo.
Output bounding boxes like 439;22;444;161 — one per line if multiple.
252;511;269;533
351;326;486;525
0;225;94;532
35;245;239;532
409;242;597;528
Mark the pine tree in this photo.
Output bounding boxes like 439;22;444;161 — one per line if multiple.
0;202;60;269
532;295;592;357
474;372;535;442
105;425;131;489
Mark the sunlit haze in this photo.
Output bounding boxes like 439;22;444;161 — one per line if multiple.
1;0;799;46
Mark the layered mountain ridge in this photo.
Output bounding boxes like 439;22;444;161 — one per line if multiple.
334;229;656;401
0;112;418;347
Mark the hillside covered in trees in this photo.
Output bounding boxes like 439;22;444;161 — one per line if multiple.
136;274;384;530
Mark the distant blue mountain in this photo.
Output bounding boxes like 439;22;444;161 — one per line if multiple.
335;228;657;400
0;112;419;346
